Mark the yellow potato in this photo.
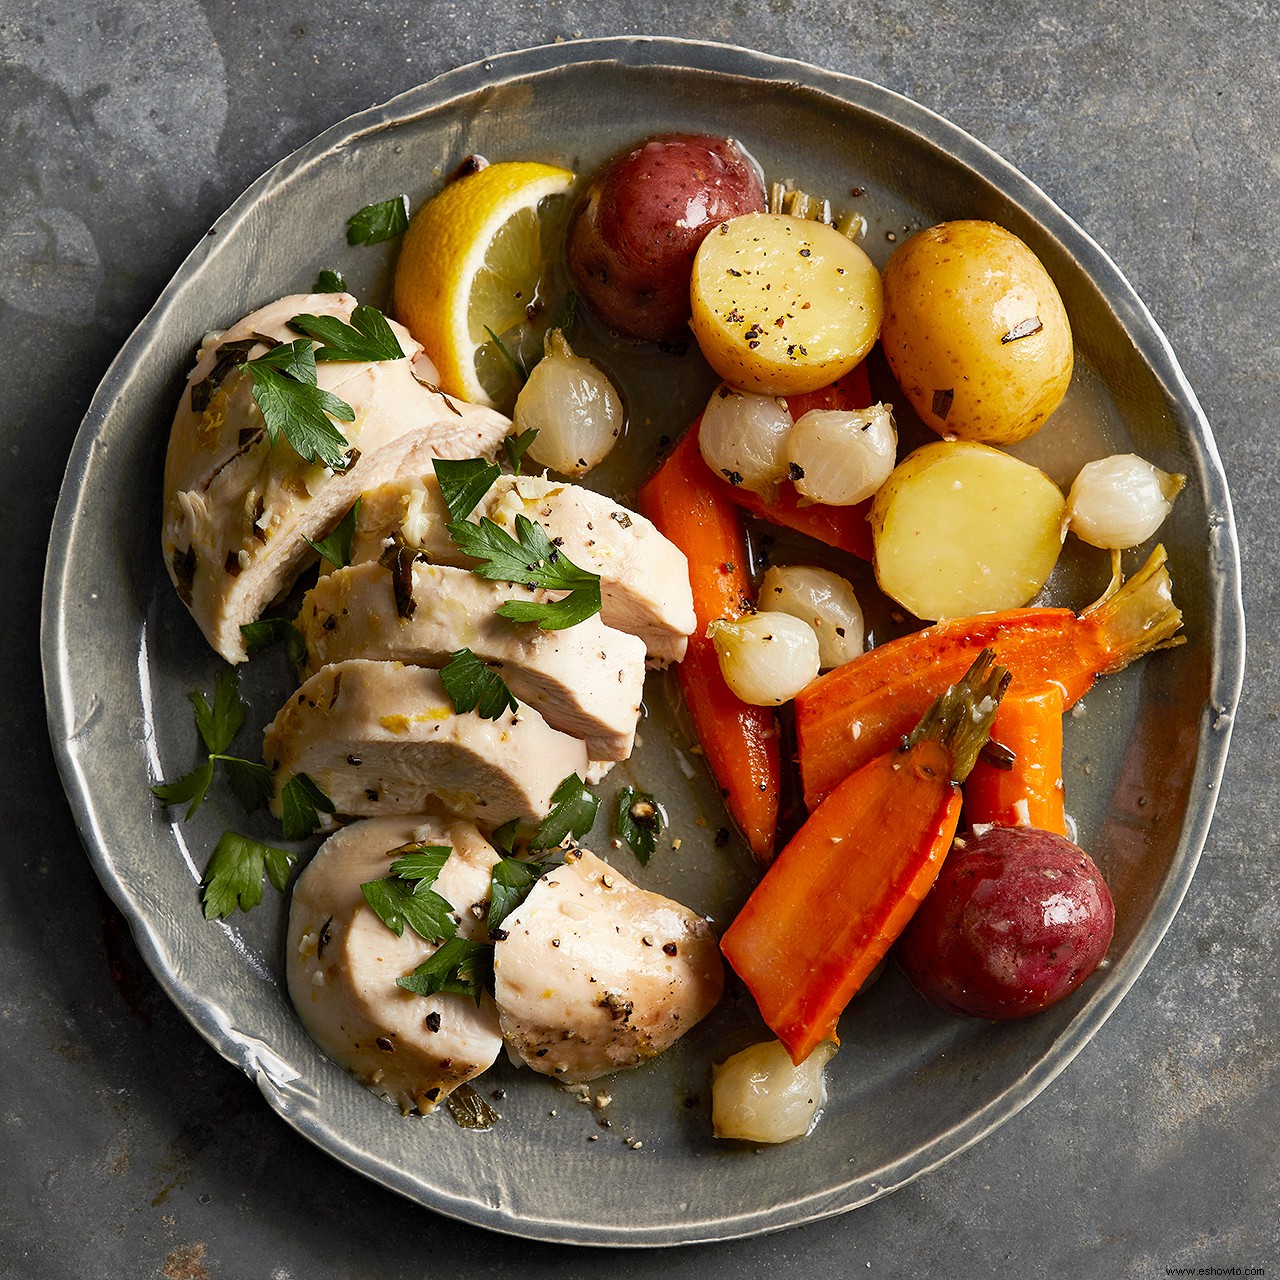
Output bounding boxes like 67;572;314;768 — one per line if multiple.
870;441;1066;620
690;213;882;395
880;220;1073;444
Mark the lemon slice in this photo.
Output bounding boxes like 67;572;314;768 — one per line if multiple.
393;161;574;409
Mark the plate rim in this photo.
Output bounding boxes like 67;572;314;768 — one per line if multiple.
41;35;1246;1246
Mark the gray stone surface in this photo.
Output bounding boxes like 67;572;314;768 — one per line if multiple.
2;1;1276;1276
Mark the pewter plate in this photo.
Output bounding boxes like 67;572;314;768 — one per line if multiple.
41;38;1244;1246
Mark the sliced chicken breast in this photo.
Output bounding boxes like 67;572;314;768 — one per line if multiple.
287;814;503;1113
162;292;510;662
295;561;646;761
347;473;696;667
263;659;590;829
492;849;724;1082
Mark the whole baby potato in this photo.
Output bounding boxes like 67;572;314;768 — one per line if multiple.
880;220;1073;444
896;826;1115;1020
566;134;766;341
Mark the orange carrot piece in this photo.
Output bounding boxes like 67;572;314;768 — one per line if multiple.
722;652;1009;1064
638;436;780;862
795;545;1183;809
964;685;1068;835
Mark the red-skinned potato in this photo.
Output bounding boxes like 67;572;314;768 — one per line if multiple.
896;825;1114;1020
566;134;766;341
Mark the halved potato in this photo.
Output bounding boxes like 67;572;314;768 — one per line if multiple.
690;213;882;395
870;441;1066;620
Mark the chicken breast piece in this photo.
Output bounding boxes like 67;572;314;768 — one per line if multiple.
492;849;724;1082
347;473;696;667
263;659;590;829
295;561;646;761
287;814;503;1113
162;292;510;662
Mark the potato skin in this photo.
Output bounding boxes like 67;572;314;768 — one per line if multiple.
881;220;1073;444
565;134;766;341
896;826;1115;1020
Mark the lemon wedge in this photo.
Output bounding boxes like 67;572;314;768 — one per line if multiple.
393;161;574;410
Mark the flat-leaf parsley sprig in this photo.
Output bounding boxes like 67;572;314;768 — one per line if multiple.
151;667;272;819
447;513;602;631
243;339;354;470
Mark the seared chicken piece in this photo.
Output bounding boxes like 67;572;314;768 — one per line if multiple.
492;849;723;1082
162;292;509;662
263;659;589;828
287;814;503;1113
347;473;696;666
295;561;646;762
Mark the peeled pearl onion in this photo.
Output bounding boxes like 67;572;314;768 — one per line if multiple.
712;1039;837;1143
698;384;793;497
1067;454;1184;549
759;564;864;669
707;612;820;706
786;403;897;506
516;329;623;477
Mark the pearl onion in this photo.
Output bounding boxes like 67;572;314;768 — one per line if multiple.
706;612;820;706
516;329;624;477
698;384;793;497
712;1039;837;1143
1067;454;1184;549
786;403;897;506
759;565;864;669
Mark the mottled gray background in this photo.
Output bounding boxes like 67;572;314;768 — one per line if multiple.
4;1;1277;1277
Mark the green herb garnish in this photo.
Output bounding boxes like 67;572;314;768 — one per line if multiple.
304;497;361;571
432;457;501;522
489;819;520;857
447;513;602;631
347;196;410;246
503;428;539;475
615;786;663;866
201;831;296;920
531;773;600;851
243;340;354;469
483;325;528;383
288;305;403;363
487;857;544;933
397;937;489;1001
240;617;308;670
314;268;347;293
280;772;336;841
439;648;519;720
151;668;270;820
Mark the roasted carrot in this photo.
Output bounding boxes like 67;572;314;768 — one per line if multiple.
638;434;780;862
795;545;1184;809
964;685;1068;835
722;652;1010;1064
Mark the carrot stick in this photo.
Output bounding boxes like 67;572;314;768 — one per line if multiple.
795;545;1183;809
964;685;1068;835
638;436;780;863
722;651;1010;1064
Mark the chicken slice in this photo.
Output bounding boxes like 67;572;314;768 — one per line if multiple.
347;473;696;667
295;561;646;762
492;849;724;1082
287;814;503;1113
162;292;510;662
263;659;589;829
